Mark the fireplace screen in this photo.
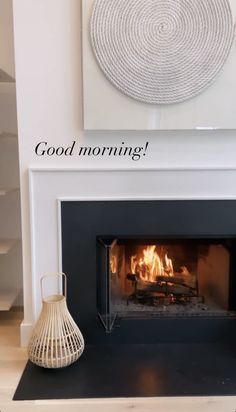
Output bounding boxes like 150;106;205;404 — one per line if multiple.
97;238;231;332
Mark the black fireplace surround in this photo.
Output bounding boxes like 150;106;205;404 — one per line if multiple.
14;200;236;400
61;200;236;344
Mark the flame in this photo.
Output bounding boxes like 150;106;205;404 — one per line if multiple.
110;255;117;274
165;253;174;275
131;245;174;282
131;255;137;275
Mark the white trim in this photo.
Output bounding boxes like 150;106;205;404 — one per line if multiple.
29;165;236;172
57;199;63;274
58;195;236;201
28;169;37;322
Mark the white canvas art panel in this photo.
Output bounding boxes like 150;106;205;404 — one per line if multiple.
82;0;236;130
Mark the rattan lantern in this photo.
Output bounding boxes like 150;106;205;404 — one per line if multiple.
28;273;84;369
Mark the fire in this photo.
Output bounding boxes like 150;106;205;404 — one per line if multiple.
131;245;174;282
110;255;117;274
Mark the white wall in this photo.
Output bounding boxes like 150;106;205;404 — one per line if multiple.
12;0;236;339
12;0;236;169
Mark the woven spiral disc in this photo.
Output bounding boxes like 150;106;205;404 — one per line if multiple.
90;0;234;104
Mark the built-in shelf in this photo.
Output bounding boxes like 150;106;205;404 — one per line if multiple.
0;289;18;311
0;132;17;140
0;69;15;83
0;239;18;255
0;188;19;196
0;61;21;312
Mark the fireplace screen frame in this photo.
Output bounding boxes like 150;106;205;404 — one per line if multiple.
97;236;233;332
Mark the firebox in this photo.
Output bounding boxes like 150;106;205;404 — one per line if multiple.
61;200;236;344
97;237;232;332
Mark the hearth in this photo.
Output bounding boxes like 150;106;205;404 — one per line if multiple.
61;200;236;344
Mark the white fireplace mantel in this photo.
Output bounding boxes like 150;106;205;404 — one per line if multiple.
22;165;236;347
24;166;236;342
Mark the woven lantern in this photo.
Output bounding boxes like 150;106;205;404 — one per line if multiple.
28;273;84;369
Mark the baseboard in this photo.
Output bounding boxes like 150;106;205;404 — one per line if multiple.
20;321;33;347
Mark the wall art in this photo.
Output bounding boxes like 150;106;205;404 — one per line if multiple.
83;0;236;130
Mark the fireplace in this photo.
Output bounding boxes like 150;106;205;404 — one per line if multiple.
61;200;236;344
16;171;236;400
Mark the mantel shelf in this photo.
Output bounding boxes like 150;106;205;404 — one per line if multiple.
0;289;18;311
0;69;15;83
0;239;18;255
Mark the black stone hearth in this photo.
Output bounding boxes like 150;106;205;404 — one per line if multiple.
14;344;236;400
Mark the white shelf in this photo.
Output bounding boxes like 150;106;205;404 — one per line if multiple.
0;239;17;255
0;289;18;311
0;189;9;196
0;69;15;83
0;132;17;140
0;188;19;196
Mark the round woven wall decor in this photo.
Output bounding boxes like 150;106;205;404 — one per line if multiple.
90;0;234;104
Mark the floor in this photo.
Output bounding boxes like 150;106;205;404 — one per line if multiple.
1;309;236;412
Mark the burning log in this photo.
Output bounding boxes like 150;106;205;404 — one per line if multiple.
126;271;199;304
158;273;196;290
127;274;136;282
127;273;196;291
135;280;194;296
